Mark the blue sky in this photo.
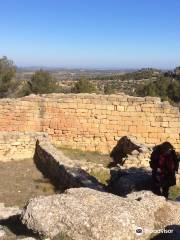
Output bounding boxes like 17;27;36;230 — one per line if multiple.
0;0;179;69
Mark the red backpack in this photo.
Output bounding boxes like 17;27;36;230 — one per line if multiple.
159;153;175;173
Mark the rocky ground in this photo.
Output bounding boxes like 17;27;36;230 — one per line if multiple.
0;137;180;240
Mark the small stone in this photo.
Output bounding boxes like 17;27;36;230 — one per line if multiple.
18;238;37;240
139;147;149;153
0;229;6;238
131;150;139;155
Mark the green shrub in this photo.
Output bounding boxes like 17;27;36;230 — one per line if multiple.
28;69;59;94
136;76;180;102
169;186;180;200
0;56;16;97
72;78;96;93
104;84;116;94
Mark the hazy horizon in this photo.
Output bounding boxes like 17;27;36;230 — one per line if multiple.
0;0;179;69
17;65;173;71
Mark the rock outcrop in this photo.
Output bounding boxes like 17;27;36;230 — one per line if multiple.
21;188;180;240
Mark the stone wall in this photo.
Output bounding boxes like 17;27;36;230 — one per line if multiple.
34;140;104;191
0;93;180;153
0;132;48;161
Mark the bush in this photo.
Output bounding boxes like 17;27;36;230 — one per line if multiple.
0;56;16;97
72;78;96;93
136;76;180;102
104;84;116;94
28;70;59;94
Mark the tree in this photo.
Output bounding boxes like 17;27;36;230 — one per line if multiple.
167;81;180;102
104;84;115;94
135;75;180;102
136;81;157;97
0;56;16;96
72;78;96;93
28;70;58;94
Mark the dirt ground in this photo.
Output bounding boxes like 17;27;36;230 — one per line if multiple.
0;159;56;208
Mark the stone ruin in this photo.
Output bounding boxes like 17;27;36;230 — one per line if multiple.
0;93;180;240
110;135;152;168
0;131;179;240
0;93;180;153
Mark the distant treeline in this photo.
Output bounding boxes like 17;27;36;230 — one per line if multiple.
91;68;161;81
136;75;180;103
0;56;180;103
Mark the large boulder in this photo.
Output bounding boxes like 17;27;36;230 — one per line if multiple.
21;188;180;240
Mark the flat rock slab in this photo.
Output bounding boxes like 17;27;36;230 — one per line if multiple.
21;188;180;240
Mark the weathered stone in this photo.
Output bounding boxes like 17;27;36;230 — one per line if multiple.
0;132;49;162
0;94;179;154
131;150;139;155
139;146;150;153
21;188;180;240
34;140;104;192
0;229;6;239
0;203;21;220
17;238;37;240
110;136;152;168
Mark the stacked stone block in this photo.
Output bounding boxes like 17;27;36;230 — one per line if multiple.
0;93;179;153
0;132;48;161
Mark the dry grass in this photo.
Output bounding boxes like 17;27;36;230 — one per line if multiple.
57;146;111;167
169;185;180;200
89;169;110;185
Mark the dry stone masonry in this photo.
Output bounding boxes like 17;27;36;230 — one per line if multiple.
0;93;180;153
0;132;48;161
34;140;104;191
0;93;179;240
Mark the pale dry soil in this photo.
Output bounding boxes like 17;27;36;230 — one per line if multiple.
0;159;56;240
0;159;56;208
